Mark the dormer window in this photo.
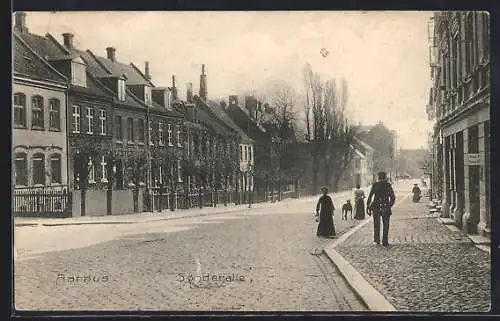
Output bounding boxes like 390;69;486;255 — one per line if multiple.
71;57;87;87
118;79;126;101
144;86;152;106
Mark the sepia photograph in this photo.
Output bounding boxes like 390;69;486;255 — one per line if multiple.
12;11;491;312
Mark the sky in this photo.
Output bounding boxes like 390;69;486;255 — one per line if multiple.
19;11;434;149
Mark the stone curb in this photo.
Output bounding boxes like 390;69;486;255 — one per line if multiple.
14;187;367;228
322;194;410;312
13;195;324;228
437;218;491;254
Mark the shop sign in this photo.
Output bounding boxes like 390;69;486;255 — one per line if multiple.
464;153;481;166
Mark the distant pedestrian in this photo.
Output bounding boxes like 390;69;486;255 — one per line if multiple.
367;172;396;246
315;186;336;238
354;184;366;220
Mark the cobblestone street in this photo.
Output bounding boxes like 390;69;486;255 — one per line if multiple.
335;195;491;312
15;191;370;311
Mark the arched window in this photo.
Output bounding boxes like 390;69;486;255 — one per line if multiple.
465;13;475;74
13;93;26;128
31;95;44;129
50;154;62;184
32;153;45;185
14;152;28;186
49;99;61;130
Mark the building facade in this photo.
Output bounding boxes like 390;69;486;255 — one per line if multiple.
13;31;69;188
426;11;490;236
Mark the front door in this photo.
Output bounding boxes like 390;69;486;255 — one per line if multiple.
468;165;481;233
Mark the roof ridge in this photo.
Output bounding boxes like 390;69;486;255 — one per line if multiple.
129;62;154;87
85;49;114;75
45;33;71;55
13;31;69;85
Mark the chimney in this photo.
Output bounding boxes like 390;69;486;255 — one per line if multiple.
199;64;207;101
106;47;116;62
14;12;28;33
144;61;151;80
171;74;178;100
186;83;193;103
62;33;74;49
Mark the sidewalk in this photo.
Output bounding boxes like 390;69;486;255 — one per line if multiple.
14;187;366;227
325;194;491;312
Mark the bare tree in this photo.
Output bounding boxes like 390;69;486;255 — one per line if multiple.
302;64;358;193
262;81;298;200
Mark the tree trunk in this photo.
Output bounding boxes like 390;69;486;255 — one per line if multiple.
278;178;282;201
159;182;164;212
224;175;228;206
106;189;112;215
312;154;319;195
81;186;86;217
133;167;140;213
170;180;175;211
265;179;269;202
235;172;240;205
198;176;203;209
294;178;299;198
271;179;275;203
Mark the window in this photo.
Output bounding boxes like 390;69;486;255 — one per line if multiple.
148;120;153;145
99;110;107;135
72;105;81;133
167;124;172;146
355;159;361;170
465;13;474;74
14;152;27;186
101;155;108;182
88;158;95;183
13;93;26;127
177;158;182;182
31;96;44;129
50;154;61;184
483;12;490;60
71;61;87;87
240;146;243;160
115;116;123;140
32;153;45;185
86;107;94;134
244;145;248;162
165;90;171;109
248;145;252;163
49;99;60;130
118;79;126;101
138;119;145;143
144;86;152;106
158;121;164;145
127;118;134;142
176;125;182;146
451;36;458;90
158;164;163;184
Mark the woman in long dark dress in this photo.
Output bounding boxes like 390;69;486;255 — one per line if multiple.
316;186;336;238
354;184;366;220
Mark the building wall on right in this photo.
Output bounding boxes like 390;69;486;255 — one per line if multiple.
426;11;490;236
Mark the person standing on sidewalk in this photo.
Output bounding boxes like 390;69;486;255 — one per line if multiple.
366;172;396;246
353;184;366;220
315;186;336;238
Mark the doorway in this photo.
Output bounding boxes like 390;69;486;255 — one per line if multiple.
468;165;481;233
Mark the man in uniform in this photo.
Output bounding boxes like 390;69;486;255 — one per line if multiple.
367;171;396;246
